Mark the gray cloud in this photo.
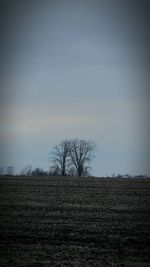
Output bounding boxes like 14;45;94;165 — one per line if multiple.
0;0;149;175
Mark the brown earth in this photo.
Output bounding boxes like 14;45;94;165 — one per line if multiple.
0;176;150;266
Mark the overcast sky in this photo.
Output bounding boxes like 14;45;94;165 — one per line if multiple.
0;0;149;176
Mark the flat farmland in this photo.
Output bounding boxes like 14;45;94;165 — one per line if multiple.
0;176;150;266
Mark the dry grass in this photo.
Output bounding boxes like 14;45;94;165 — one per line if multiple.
0;176;150;266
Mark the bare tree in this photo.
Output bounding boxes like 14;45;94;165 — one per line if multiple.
50;140;70;176
69;139;96;177
6;166;14;176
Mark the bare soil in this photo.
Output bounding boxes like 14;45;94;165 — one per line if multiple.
0;176;150;266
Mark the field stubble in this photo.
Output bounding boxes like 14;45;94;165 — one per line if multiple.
0;176;150;266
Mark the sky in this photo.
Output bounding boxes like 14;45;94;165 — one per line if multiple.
0;0;150;176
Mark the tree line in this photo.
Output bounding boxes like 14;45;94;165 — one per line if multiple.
0;138;149;178
0;139;96;177
0;165;149;178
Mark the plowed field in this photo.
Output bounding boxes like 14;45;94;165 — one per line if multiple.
0;176;150;266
